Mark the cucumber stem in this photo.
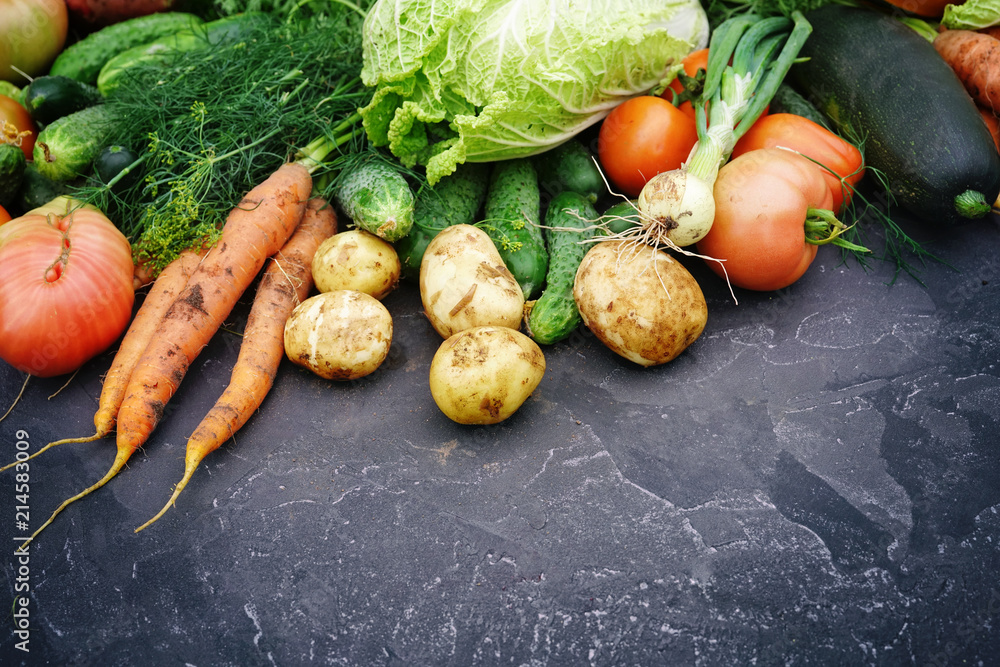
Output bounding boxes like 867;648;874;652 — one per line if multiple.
954;189;993;219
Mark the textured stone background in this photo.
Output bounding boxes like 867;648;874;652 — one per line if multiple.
2;213;999;665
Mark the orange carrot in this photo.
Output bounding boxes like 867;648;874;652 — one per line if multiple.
19;162;311;548
0;246;204;474
136;197;337;532
981;27;1000;42
979;105;1000;152
934;29;1000;113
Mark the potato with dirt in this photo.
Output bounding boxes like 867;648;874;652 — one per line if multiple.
419;224;524;338
311;229;401;300
283;290;392;381
573;240;708;367
429;325;546;425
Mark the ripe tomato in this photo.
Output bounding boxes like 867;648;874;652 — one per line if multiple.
0;0;68;82
697;148;836;292
0;203;10;224
661;48;709;120
0;93;35;160
732;113;865;213
598;96;698;198
0;197;135;377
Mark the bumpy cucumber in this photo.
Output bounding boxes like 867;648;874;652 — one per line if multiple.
599;200;642;235
768;83;829;128
482;158;548;300
33;105;117;182
0;82;22;104
533;138;606;204
335;159;415;243
525;191;601;345
97;13;271;95
396;162;490;281
17;163;77;212
0;143;26;209
49;13;205;86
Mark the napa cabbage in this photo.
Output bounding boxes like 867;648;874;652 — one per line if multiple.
359;0;710;184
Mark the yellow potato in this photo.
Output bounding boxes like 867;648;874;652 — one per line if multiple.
429;326;546;425
419;224;524;338
283;290;392;380
573;240;707;366
311;229;401;300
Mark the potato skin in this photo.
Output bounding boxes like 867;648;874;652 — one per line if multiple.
429;326;546;425
573;240;707;367
311;229;401;300
283;290;392;380
419;224;524;339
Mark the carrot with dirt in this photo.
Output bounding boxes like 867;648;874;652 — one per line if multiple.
18;161;312;549
979;106;1000;152
136;196;336;532
0;246;205;474
933;29;1000;112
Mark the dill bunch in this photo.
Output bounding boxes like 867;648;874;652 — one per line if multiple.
78;11;373;273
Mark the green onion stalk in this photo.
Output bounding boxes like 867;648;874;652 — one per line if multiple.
623;11;813;250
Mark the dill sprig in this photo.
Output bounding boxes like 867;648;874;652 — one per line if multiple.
76;10;374;272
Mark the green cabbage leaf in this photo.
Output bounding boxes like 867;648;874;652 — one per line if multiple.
942;0;1000;30
359;0;710;184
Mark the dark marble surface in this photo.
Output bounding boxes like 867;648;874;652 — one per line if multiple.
2;209;999;666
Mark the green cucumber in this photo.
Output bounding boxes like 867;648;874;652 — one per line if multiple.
97;13;272;95
533;138;606;204
791;5;1000;223
768;83;830;129
0;143;26;209
335;158;415;243
482;158;548;300
17;163;77;212
525;191;601;345
396;162;490;281
599;200;642;235
0;82;22;104
49;12;205;86
22;76;104;125
33;105;118;182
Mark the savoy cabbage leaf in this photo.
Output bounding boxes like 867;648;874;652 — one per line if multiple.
359;0;710;184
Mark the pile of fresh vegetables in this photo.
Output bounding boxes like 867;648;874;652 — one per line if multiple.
1;0;998;544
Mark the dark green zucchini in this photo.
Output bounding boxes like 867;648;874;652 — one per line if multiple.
791;5;1000;223
23;76;104;125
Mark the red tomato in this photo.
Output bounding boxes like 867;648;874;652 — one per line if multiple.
0;94;36;160
0;0;68;82
697;148;836;292
662;48;709;120
661;49;769;124
0;203;10;224
732;113;865;213
598;96;698;198
0;197;135;377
